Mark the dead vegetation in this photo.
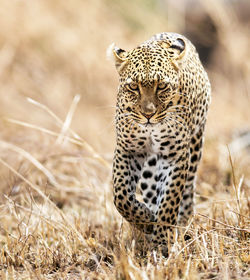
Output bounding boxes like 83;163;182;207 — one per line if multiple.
0;0;249;279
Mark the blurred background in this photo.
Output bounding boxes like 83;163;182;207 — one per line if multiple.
0;0;249;211
0;0;249;277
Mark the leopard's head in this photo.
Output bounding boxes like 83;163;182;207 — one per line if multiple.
108;34;191;125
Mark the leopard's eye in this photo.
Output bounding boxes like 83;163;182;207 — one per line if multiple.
126;83;139;91
157;82;170;91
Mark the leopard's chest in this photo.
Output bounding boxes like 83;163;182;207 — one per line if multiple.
117;123;178;155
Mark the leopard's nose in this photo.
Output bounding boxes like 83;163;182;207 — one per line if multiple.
141;102;156;119
142;112;155;119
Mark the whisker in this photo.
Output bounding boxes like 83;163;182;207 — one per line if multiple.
128;119;138;131
166;111;187;119
173;118;184;127
130;122;137;130
155;108;187;121
131;113;142;121
165;116;185;128
120;112;132;117
128;120;133;131
155;112;167;120
167;109;187;115
169;105;190;110
166;112;186;122
171;91;188;97
163;118;176;130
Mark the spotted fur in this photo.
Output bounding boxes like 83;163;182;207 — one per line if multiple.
109;32;211;249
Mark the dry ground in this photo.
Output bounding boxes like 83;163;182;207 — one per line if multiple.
0;0;249;279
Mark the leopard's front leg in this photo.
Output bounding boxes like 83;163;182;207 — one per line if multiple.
178;126;205;226
150;151;189;246
112;147;155;233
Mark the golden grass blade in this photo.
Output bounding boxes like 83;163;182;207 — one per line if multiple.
175;229;215;258
0;157;89;248
26;97;111;167
0;139;97;194
56;94;81;144
0;139;59;187
27;97;75;135
5;117;111;169
196;213;250;233
3;195;67;232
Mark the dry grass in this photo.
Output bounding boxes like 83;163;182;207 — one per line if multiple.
0;0;249;279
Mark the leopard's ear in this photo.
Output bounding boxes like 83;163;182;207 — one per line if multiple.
159;37;187;69
169;38;186;57
159;37;186;57
170;38;187;70
107;43;128;73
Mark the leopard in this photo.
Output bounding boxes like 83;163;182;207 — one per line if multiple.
108;32;211;251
